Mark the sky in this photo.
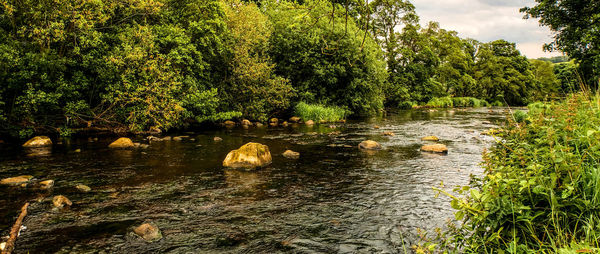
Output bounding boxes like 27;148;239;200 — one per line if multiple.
411;0;563;59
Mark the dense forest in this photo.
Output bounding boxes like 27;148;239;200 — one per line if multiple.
0;0;584;138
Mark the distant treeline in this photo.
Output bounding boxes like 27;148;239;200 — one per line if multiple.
0;0;583;137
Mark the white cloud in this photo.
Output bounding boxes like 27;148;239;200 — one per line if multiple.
412;0;563;58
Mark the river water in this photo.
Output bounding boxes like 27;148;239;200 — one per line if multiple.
0;108;506;253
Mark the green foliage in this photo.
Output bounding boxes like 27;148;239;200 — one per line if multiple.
522;1;600;84
398;101;417;109
512;110;528;123
426;97;488;108
530;59;561;100
294;102;348;122
444;93;600;252
265;0;388;116
426;97;453;108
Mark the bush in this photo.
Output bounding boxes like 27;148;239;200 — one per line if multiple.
426;97;454;108
294;102;348;122
491;100;505;107
444;93;600;252
527;101;550;115
398;101;417;109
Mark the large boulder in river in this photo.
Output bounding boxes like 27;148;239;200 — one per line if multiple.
134;223;162;242
1;175;33;186
23;136;52;148
108;137;134;149
358;140;382;150
223;143;272;169
421;144;448;154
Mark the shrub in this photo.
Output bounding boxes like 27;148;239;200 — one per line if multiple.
443;93;600;252
426;97;454;108
398;101;417;109
294;102;348;122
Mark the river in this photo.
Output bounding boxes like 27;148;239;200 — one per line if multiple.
0;108;506;253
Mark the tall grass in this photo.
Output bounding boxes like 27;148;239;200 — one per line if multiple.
294;102;348;122
439;92;600;253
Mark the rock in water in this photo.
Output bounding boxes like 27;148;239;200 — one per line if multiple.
421;144;448;154
1;175;33;185
269;118;278;124
23;136;52;148
108;137;134;149
223;143;272;169
305;120;315;126
241;119;252;126
421;136;439;141
289;116;301;123
214;137;223;142
358;140;382;150
383;131;395;136
224;120;236;126
53;195;72;208
76;184;92;192
134;223;162;242
282;150;300;159
39;180;54;189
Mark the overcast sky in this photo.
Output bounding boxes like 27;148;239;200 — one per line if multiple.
412;0;563;59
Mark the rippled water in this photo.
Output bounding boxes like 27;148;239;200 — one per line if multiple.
0;108;507;253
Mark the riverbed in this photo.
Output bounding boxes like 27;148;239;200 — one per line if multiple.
0;108;506;253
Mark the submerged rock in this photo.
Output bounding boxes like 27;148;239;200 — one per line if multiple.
358;140;382;150
223;142;272;169
134;223;162;242
421;136;439;141
1;175;33;185
421;144;448;154
173;137;182;141
383;131;395;136
52;195;72;208
214;137;223;142
255;122;264;127
282;150;300;159
76;184;91;193
23;136;52;148
109;137;134;149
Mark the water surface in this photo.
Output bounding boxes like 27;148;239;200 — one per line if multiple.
0;108;506;253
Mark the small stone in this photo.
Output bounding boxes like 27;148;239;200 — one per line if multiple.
214;137;223;142
134;223;162;242
224;120;236;126
1;175;33;185
39;180;54;189
282;150;300;159
269;122;278;127
241;119;252;126
374;125;380;129
162;136;172;141
173;137;182;141
139;144;150;149
289;116;301;123
23;136;52;148
358;140;382;150
329;125;336;129
269;118;278;124
76;184;91;193
383;131;395;136
108;137;134;149
421;136;439;141
147;136;161;142
281;121;289;127
255;122;264;127
52;195;72;208
305;120;315;126
133;143;141;148
421;144;448;154
74;149;81;153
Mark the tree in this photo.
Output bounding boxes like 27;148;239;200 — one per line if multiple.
522;0;600;84
530;59;560;100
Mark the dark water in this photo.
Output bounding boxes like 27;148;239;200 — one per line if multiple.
0;108;506;253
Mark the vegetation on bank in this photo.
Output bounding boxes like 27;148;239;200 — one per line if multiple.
425;97;490;108
294;103;348;123
429;93;600;253
0;0;584;139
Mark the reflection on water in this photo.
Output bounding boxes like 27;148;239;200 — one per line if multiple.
0;108;506;253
